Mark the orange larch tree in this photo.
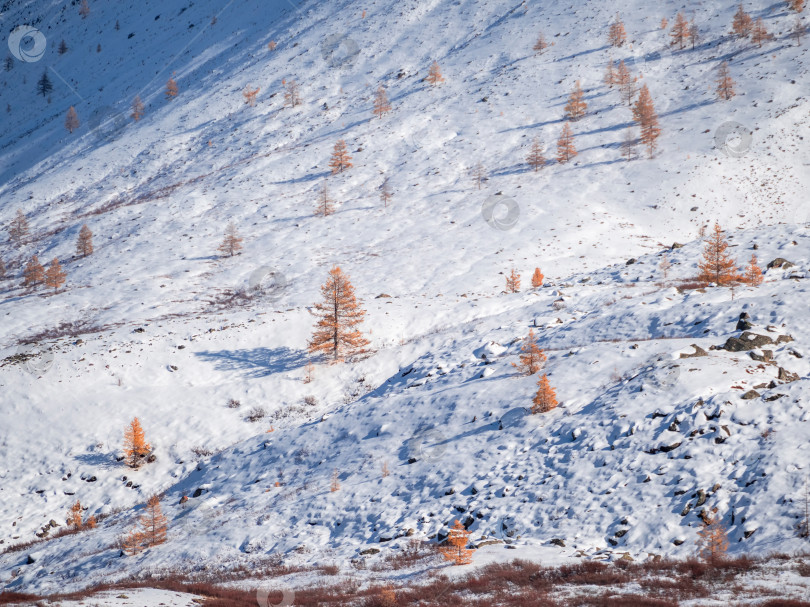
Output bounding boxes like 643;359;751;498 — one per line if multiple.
660;17;669;29
744;254;763;286
218;222;243;257
308;266;370;362
8;209;30;246
531;267;544;288
696;514;729;565
131;95;145;121
44;257;66;293
790;0;804;11
751;18;771;47
439;520;475;565
67;500;83;529
505;268;521;293
715;61;735;100
372;85;392;118
471;163;487;189
615;60;637;105
426;61;445;86
527;137;546;172
604;60;617;88
65;106;80;133
564;80;587;121
379;176;393;207
532;373;558;413
671;12;690;49
123;417;151;468
283;79;301;107
632;85;661;158
688;18;701;49
76;224;94;257
608;14;627;47
512;329;547;376
329;140;353;174
23;255;45;288
243;86;260;107
556;122;577;164
533;31;548;54
697;223;740;286
732;4;753;38
330;469;340;492
165;76;179;99
141;495;168;547
659;253;671;279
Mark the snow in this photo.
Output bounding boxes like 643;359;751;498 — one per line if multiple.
0;0;809;597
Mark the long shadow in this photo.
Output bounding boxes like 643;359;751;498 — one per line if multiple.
557;44;611;62
195;346;307;378
73;452;119;469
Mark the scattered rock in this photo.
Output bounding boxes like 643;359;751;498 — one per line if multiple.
359;548;380;556
776;334;795;345
741;390;761;400
767;258;793;269
615;529;628;538
764;394;786;402
375;293;391;298
736;313;753;331
778;367;800;383
679;344;707;358
696;490;707;507
626;258;636;265
673;538;685;546
749;350;773;362
550;538;566;547
681;503;692;517
744;528;757;539
671;242;684;249
723;332;774;352
475;539;503;548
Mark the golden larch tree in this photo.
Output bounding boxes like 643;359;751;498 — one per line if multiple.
268;40;277;50
527;138;546;172
660;17;669;29
65;106;80;133
531;267;544;288
632;85;661;159
380;176;393;207
790;0;804;11
744;254;763;286
218;222;243;257
44;257;66;293
439;520;475;565
732;4;753;38
76;224;94;257
330;469;340;492
532;373;558;413
243;86;260;107
8;209;30;246
512;329;547;376
533;31;548;53
505;268;521;293
751;18;771;47
426;61;444;85
67;500;83;529
315;183;335;217
659;253;671;279
308;266;370;362
23;255;45;287
165;76;179;99
715;61;735;100
121;526;145;555
564;80;587;121
123;417;151;468
329;139;353;174
671;12;690;49
372;85;392;118
141;495;168;547
696;514;729;564
556;122;577;164
131;95;144;121
283;79;301;107
697;223;740;286
608;14;626;47
616;60;637;105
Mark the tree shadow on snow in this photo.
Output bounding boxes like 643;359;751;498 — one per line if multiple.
195;346;307;378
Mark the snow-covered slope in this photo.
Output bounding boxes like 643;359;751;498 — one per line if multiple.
1;0;809;595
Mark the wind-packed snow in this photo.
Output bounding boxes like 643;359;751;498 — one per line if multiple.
0;0;809;596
